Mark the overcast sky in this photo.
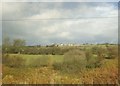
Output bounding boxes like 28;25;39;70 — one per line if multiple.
2;2;118;45
1;0;120;2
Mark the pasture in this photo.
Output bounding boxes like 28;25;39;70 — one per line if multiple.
10;54;64;65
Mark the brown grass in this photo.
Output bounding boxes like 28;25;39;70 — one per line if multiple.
2;58;118;84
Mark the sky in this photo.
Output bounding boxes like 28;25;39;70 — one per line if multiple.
0;2;2;45
1;0;120;2
1;2;118;45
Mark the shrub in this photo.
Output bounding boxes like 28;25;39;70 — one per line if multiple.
85;49;93;62
86;55;101;68
3;54;25;68
95;47;106;61
91;46;99;54
106;45;118;59
0;52;2;64
54;49;87;73
91;46;108;59
85;47;104;68
53;62;63;70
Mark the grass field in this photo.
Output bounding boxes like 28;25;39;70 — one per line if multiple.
2;54;118;84
10;54;64;65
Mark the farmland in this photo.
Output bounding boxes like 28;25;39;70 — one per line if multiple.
2;2;119;85
2;44;118;84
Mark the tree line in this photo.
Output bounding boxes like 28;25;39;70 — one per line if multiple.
2;37;118;57
2;37;26;54
2;37;83;55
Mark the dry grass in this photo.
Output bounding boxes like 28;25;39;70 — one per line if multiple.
2;58;118;84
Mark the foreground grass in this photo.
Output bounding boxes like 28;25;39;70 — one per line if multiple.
2;54;118;84
2;55;118;84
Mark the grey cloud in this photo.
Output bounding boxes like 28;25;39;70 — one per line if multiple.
2;0;120;2
3;2;118;20
2;2;118;45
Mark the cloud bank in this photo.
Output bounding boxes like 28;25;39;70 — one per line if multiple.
2;2;118;45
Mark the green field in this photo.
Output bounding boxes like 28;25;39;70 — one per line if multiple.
9;54;64;65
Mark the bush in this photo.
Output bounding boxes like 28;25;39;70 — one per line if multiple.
91;46;108;59
86;55;101;68
0;52;1;64
53;49;87;73
95;47;106;61
85;49;93;62
53;62;63;70
85;47;104;68
29;56;50;67
106;45;118;59
3;54;25;68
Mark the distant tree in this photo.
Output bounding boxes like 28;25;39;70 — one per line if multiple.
12;39;26;54
2;37;12;53
105;43;109;48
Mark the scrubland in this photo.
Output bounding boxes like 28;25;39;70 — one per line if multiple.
2;44;118;84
